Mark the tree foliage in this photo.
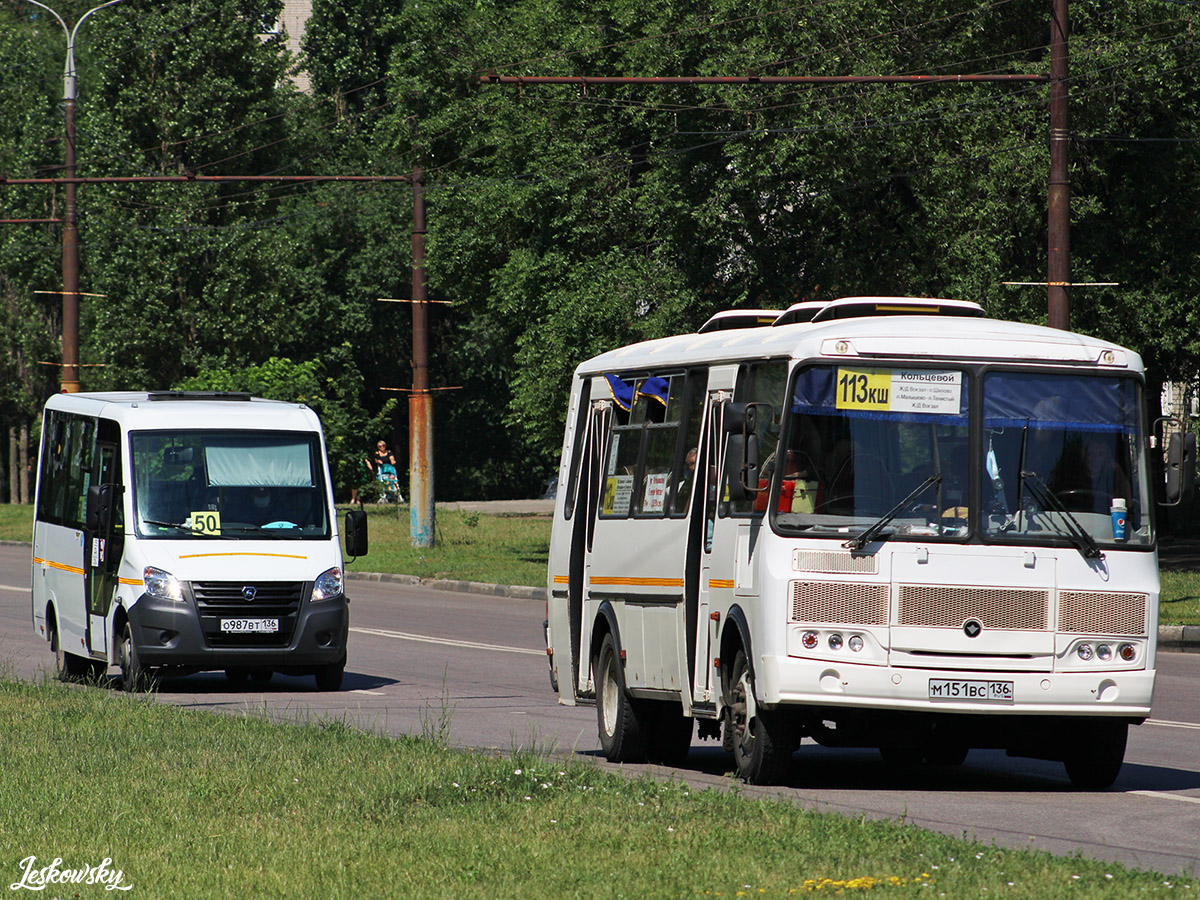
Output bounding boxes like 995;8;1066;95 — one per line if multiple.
1;0;1198;499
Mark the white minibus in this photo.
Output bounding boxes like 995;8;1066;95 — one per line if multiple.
31;391;368;691
546;297;1184;787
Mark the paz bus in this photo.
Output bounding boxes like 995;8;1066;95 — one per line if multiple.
32;391;368;692
544;297;1182;788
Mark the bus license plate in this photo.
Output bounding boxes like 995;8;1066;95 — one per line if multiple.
220;618;279;634
928;679;1013;701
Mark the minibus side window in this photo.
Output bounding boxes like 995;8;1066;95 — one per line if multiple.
723;360;788;517
36;411;96;529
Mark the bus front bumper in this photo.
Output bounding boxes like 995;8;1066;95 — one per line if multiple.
756;654;1154;718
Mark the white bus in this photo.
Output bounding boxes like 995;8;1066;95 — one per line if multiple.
545;297;1182;788
32;391;368;692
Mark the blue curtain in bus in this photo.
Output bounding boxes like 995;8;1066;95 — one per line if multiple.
603;373;634;411
791;366;968;425
983;373;1139;434
636;376;669;408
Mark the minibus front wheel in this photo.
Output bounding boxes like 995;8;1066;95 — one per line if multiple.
119;622;154;692
727;649;796;785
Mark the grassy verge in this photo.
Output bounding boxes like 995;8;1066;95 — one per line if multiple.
0;679;1193;899
1159;570;1200;627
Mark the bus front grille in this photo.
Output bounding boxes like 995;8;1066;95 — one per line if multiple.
190;581;304;646
790;581;888;625
898;585;1049;631
1058;591;1147;636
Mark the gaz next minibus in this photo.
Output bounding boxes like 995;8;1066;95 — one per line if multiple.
545;297;1182;788
32;391;368;691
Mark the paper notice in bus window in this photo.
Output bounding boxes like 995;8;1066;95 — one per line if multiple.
643;472;668;513
190;510;222;536
602;475;634;516
837;369;962;415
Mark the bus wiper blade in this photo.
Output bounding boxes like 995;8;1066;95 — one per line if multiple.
1019;471;1103;559
141;518;196;532
844;474;941;552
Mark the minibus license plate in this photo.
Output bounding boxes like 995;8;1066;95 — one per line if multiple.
220;618;279;634
928;679;1013;701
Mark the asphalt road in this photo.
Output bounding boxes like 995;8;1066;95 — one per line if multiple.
4;542;1199;877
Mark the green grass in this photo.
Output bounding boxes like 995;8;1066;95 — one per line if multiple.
0;679;1194;899
0;504;32;543
338;504;551;586
1159;570;1200;627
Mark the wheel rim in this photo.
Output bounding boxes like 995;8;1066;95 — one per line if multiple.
601;654;619;737
732;666;756;758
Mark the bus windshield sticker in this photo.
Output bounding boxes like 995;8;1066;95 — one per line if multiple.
837;368;962;415
603;475;634;516
190;510;222;536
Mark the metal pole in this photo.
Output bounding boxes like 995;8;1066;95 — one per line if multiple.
409;161;435;547
1047;0;1070;330
23;0;129;392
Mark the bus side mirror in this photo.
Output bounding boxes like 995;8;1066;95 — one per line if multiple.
344;510;369;558
85;483;119;538
1165;430;1196;507
724;402;761;500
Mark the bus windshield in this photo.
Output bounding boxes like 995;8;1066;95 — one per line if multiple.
130;431;331;540
773;366;1151;550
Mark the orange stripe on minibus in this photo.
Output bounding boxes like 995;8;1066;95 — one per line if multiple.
589;576;685;588
33;557;85;576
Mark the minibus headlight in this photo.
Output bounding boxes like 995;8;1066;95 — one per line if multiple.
143;566;183;603
311;567;344;602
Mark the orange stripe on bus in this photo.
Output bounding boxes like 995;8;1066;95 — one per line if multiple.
33;557;85;576
553;575;570;584
178;552;308;560
708;579;735;589
589;576;685;588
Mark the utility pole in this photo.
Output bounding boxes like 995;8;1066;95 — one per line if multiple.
24;0;129;393
1047;0;1071;330
409;160;435;547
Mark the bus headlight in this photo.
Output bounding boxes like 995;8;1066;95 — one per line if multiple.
144;566;183;603
311;567;344;603
1077;643;1093;661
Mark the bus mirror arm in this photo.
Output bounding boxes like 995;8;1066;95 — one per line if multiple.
1160;419;1196;508
723;402;762;501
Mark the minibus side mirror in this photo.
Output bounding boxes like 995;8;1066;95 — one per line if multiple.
344;510;369;558
85;483;119;538
1165;429;1196;507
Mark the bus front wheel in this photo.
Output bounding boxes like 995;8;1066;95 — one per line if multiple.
1063;719;1127;789
728;650;795;785
119;622;152;692
595;633;646;763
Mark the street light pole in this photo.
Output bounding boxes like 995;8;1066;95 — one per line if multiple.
24;0;129;393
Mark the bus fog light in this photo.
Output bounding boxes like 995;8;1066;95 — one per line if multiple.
801;631;819;650
828;633;843;651
1119;643;1136;661
1096;644;1113;661
1077;643;1093;661
848;635;864;653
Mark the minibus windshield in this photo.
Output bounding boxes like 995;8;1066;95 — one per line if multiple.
131;431;331;540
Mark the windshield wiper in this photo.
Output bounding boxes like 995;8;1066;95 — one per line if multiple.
1019;470;1103;559
141;518;197;532
844;474;941;552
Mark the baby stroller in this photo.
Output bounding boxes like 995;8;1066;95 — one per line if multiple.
377;463;404;502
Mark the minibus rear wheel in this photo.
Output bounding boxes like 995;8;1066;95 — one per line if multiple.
595;633;646;763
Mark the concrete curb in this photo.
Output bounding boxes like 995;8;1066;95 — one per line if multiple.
344;570;544;602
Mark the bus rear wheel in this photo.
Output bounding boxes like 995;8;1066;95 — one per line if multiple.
595;633;646;763
728;650;795;785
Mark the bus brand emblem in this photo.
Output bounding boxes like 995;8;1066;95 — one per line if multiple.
242;586;258;602
963;619;982;638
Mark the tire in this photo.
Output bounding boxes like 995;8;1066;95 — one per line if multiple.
727;649;795;785
225;668;250;683
119;622;152;693
52;624;90;682
644;702;694;767
1064;719;1128;789
595;633;647;763
314;658;345;692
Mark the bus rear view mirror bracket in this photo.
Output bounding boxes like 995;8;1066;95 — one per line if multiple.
724;401;762;501
344;510;369;559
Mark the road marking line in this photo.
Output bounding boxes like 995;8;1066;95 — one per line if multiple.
1129;790;1200;806
0;584;28;593
350;689;387;696
1146;719;1200;731
350;626;543;657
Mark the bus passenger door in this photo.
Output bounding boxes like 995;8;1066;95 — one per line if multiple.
83;430;123;658
689;392;728;706
569;401;609;697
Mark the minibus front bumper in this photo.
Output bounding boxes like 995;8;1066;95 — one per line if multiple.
126;587;348;670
